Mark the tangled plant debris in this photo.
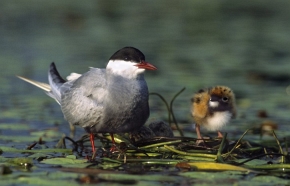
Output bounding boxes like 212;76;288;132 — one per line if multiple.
52;88;290;174
1;88;290;185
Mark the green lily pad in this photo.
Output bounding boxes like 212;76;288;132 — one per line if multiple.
248;175;289;185
41;156;89;168
0;123;30;130
0;146;72;154
97;173;181;183
0;165;13;175
28;153;51;160
2;176;82;186
30;129;64;139
0;135;40;142
180;171;246;179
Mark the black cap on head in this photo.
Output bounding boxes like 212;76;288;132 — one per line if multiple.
109;47;145;62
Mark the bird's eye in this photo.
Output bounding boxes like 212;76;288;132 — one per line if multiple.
222;97;228;102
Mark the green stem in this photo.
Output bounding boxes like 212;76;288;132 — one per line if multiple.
138;140;182;149
272;130;285;163
150;92;171;125
216;133;227;163
169;87;185;136
224;129;250;160
164;145;216;159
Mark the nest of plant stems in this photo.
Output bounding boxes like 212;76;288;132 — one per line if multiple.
60;87;290;174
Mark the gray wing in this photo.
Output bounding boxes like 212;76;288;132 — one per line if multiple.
60;68;107;128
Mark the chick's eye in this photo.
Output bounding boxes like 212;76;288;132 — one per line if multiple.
222;97;228;102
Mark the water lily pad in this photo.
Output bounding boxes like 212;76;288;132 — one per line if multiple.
28;153;51;160
235;159;267;166
41;157;89;168
97;173;181;183
0;123;30;130
246;175;289;185
0;165;12;175
14;176;81;186
0;146;72;154
0;135;40;142
30;129;64;139
7;157;33;166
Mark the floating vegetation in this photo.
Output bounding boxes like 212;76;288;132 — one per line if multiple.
69;130;290;173
1;89;290;185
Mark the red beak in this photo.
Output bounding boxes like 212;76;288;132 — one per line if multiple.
135;61;157;70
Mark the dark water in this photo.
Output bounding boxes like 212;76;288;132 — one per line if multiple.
1;0;290;168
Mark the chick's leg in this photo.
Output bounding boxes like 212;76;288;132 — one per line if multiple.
217;131;223;138
195;124;204;145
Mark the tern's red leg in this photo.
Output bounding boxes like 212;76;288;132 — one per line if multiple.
90;133;96;153
110;133;117;152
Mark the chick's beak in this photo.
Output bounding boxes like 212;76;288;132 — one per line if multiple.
209;95;220;108
135;61;157;70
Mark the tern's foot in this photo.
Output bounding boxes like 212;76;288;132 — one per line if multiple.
196;136;210;146
85;155;92;161
110;144;117;152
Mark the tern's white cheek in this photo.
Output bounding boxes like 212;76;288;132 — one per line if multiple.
209;101;219;108
136;68;145;74
106;60;142;78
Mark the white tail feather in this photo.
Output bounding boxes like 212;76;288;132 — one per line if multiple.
16;76;51;92
66;73;81;81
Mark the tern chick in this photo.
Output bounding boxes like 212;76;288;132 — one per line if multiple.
191;86;236;142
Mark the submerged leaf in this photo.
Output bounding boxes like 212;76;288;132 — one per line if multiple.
41;157;89;168
180;171;246;179
0;165;13;175
0;146;72;154
18;177;81;186
0;135;41;142
28;153;51;160
8;157;33;166
0;123;30;130
250;175;289;185
97;173;181;183
244;163;290;170
30;129;63;138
